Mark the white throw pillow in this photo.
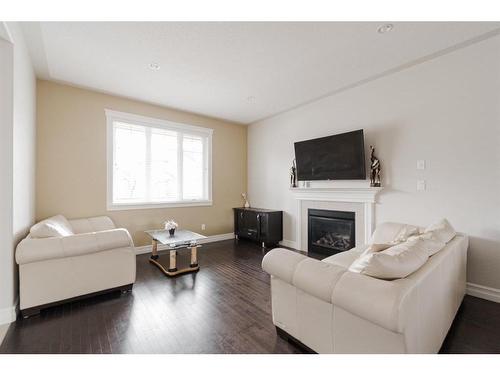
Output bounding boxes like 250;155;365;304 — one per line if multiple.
370;222;420;245
360;242;395;256
30;215;74;238
424;218;456;244
349;237;430;280
406;232;446;256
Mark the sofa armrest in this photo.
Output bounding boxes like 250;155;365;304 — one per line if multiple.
262;248;346;303
293;258;346;302
68;216;116;234
262;248;308;284
332;271;415;333
16;228;134;265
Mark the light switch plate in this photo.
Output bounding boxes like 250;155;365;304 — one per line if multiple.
417;160;425;170
417;180;426;191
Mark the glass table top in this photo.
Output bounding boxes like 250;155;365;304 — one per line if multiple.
144;229;206;247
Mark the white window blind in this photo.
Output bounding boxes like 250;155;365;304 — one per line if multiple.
106;110;212;210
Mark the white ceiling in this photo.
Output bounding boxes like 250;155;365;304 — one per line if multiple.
22;22;500;124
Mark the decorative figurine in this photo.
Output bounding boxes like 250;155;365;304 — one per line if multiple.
241;192;250;208
290;159;297;188
370;146;381;187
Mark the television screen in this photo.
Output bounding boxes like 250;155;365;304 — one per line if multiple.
294;129;366;181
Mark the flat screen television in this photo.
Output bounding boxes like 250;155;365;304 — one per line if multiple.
294;129;366;181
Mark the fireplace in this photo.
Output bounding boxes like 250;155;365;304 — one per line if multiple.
308;209;355;255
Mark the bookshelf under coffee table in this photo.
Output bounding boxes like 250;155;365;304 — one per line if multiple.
145;229;206;277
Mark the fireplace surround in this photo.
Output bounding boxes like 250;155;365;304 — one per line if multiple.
289;184;382;252
308;209;355;255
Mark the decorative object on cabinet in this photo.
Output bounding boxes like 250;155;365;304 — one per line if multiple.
241;192;250;208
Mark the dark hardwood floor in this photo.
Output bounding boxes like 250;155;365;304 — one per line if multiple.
1;239;499;354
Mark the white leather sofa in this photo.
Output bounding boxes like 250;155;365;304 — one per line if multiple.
262;224;468;353
16;215;136;317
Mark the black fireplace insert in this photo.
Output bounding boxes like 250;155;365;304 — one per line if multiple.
308;209;355;255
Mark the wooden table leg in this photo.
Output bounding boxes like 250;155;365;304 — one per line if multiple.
151;239;159;260
190;246;198;268
168;250;177;272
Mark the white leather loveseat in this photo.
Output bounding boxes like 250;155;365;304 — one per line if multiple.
262;221;468;353
16;215;136;317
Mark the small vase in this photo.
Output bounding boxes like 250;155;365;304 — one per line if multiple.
169;228;175;237
244;200;250;209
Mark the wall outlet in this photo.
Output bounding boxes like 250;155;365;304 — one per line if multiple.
417;180;426;191
201;224;206;231
417;160;425;170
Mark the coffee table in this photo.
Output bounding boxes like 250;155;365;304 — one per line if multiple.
145;229;206;277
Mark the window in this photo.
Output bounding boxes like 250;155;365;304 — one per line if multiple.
106;109;212;210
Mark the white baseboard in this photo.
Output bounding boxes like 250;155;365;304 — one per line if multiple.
135;232;235;255
0;297;19;326
466;282;500;303
279;239;300;250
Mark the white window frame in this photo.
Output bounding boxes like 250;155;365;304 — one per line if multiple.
105;109;213;211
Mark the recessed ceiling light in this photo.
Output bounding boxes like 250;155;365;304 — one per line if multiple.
377;23;394;34
149;62;160;71
246;96;256;102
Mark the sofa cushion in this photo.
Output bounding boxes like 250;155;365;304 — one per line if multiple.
322;245;367;269
404;232;446;256
365;243;395;253
370;222;420;245
348;237;430;280
424;218;456;244
68;216;116;234
332;271;415;333
29;215;74;238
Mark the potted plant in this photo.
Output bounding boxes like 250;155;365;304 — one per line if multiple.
164;220;178;236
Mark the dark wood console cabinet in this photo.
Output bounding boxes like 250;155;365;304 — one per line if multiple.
233;207;283;248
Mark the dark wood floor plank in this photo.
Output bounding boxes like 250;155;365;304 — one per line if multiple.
1;239;499;354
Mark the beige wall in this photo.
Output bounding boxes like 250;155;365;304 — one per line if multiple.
36;80;247;246
248;34;500;290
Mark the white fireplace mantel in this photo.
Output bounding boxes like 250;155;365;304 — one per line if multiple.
290;186;383;251
290;186;382;203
